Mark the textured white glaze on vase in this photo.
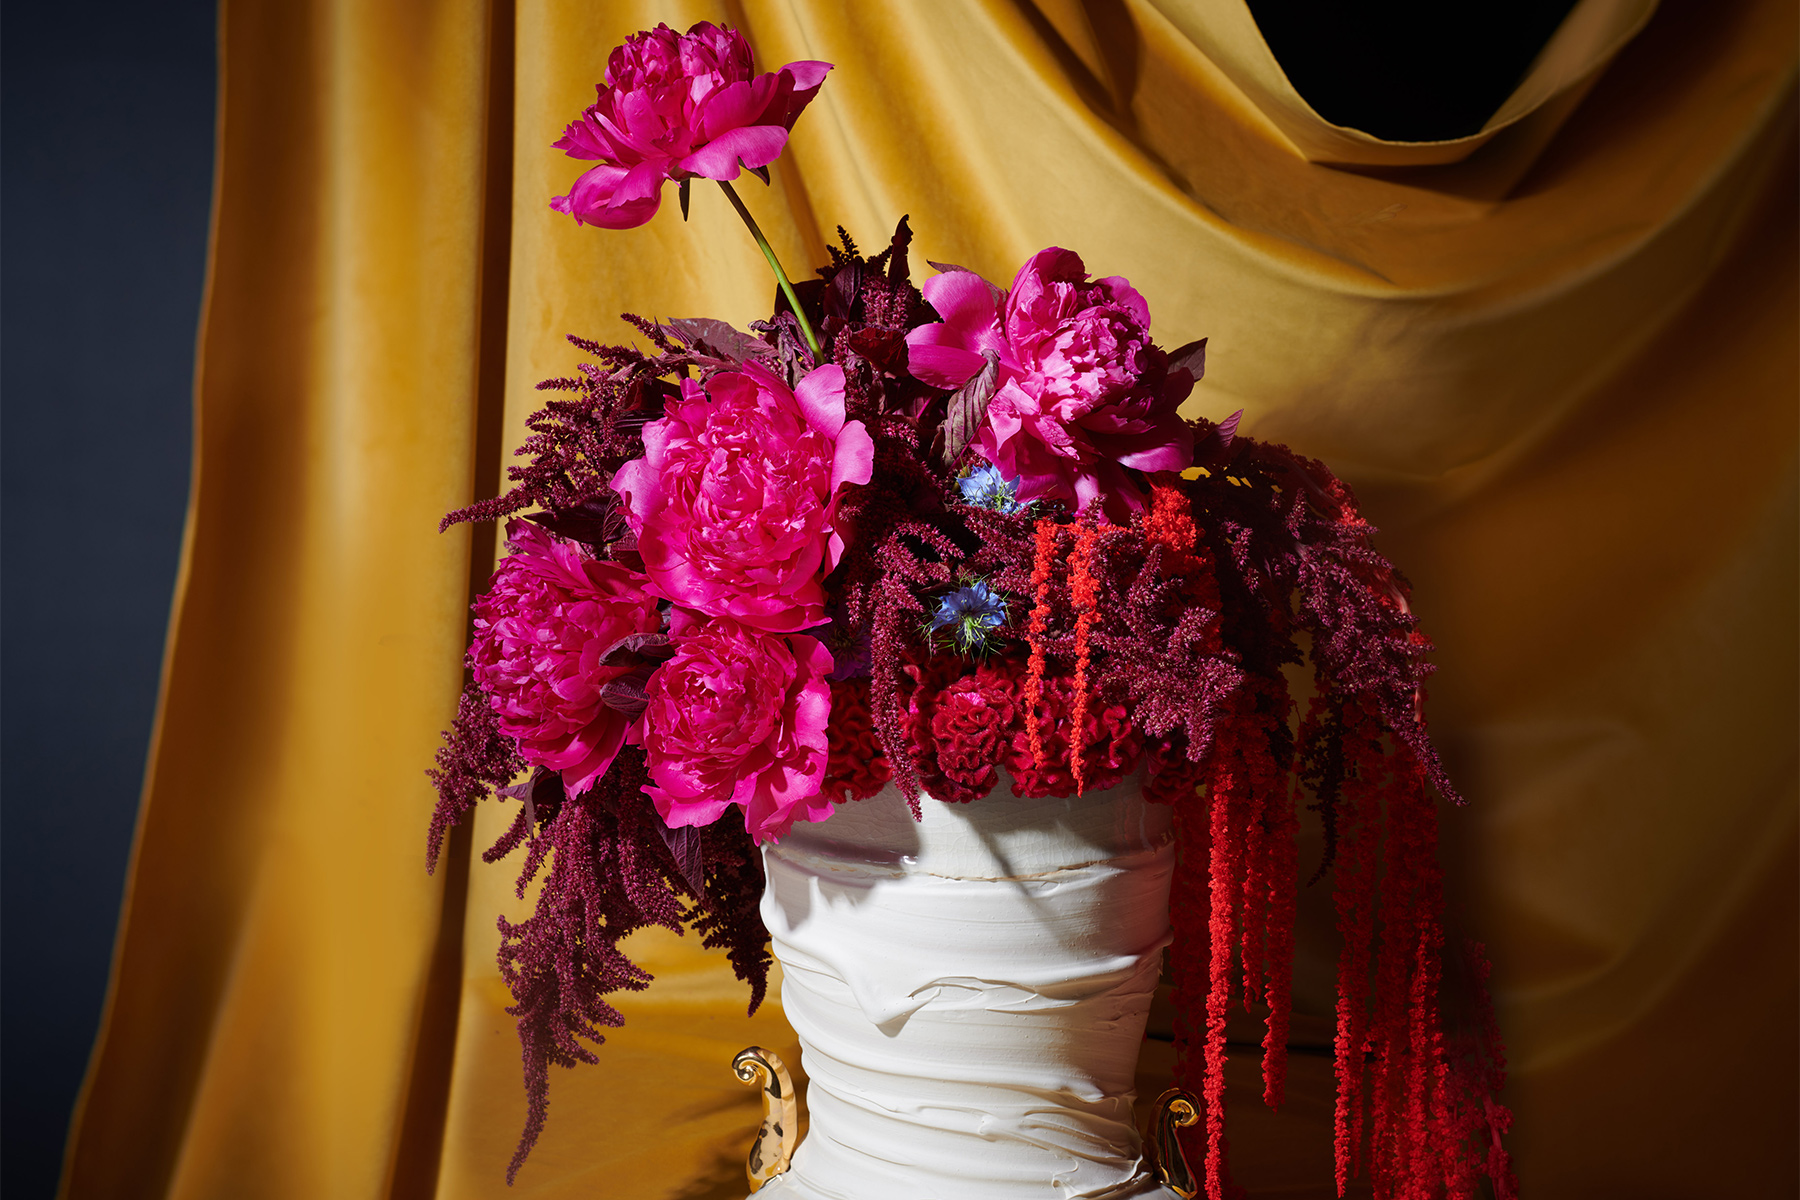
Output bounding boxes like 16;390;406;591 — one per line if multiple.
754;772;1182;1199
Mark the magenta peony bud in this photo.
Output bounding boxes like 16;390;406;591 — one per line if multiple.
550;21;831;229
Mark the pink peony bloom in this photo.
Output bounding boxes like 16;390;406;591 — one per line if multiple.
906;247;1197;517
470;520;660;796
641;614;835;842
611;361;874;632
550;22;831;229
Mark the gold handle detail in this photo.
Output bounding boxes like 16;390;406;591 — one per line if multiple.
1147;1087;1201;1199
733;1046;798;1191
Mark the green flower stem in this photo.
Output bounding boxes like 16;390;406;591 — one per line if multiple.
717;179;822;361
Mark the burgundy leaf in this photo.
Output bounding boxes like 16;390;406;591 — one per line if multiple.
657;822;708;896
939;349;1001;471
1168;337;1208;384
596;632;674;668
1217;407;1242;447
845;326;906;371
597;671;653;717
525;495;626;550
497;765;566;838
664;317;769;365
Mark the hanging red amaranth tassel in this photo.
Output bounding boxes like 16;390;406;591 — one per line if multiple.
1202;715;1252;1200
1235;696;1277;1015
1332;698;1380;1197
1025;518;1057;773
1068;514;1102;796
1260;762;1299;1111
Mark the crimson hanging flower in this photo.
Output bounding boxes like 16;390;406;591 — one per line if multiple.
551;21;831;229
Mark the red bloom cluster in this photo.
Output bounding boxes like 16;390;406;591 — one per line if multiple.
821;678;891;803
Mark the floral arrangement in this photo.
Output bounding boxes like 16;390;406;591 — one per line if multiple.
427;21;1516;1200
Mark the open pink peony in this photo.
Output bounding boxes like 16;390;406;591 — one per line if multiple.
641;613;834;843
906;247;1196;516
611;361;873;632
470;520;660;796
550;22;830;229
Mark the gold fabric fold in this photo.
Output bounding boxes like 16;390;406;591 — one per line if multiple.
64;1;1796;1197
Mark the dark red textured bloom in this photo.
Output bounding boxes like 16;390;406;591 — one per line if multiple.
822;678;891;803
920;666;1020;801
1004;670;1143;799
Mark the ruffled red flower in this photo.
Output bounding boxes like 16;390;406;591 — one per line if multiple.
1004;669;1144;798
822;678;891;803
919;668;1020;801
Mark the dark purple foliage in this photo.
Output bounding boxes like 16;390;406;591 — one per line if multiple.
427;684;526;873
493;747;769;1184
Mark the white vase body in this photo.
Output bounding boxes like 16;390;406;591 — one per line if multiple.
755;773;1181;1200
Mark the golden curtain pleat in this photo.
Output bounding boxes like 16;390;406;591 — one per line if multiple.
64;1;1796;1198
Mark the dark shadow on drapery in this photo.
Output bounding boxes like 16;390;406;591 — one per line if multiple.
387;0;517;1196
1245;0;1581;141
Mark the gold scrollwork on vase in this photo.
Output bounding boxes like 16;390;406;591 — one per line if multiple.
1147;1087;1200;1199
733;1046;799;1192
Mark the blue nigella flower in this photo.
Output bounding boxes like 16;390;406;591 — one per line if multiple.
957;463;1027;514
929;580;1009;654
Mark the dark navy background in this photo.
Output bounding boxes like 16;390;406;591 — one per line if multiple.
2;2;216;1195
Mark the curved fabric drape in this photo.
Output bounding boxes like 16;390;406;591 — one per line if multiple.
63;2;1796;1198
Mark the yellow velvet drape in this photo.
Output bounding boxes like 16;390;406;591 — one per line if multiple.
63;1;1796;1198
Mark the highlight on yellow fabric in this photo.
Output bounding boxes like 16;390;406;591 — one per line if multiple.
61;2;1796;1198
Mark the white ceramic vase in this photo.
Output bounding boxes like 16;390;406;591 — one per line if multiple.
753;772;1183;1200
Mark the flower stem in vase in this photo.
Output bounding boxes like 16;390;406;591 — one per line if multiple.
717;178;822;361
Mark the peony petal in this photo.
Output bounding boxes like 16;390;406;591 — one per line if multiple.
552;114;614;161
609;456;657;535
829;418;875;494
694;76;776;140
781;60;832;92
905;340;989;391
794;363;847;437
557;718;629;797
920;268;1003;332
1111;427;1194;472
678;124;790;179
612;158;669;203
645;784;735;829
1097;275;1151;327
552;163;662;229
721;586;823;634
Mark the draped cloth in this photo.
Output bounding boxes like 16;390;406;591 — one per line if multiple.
62;1;1796;1197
